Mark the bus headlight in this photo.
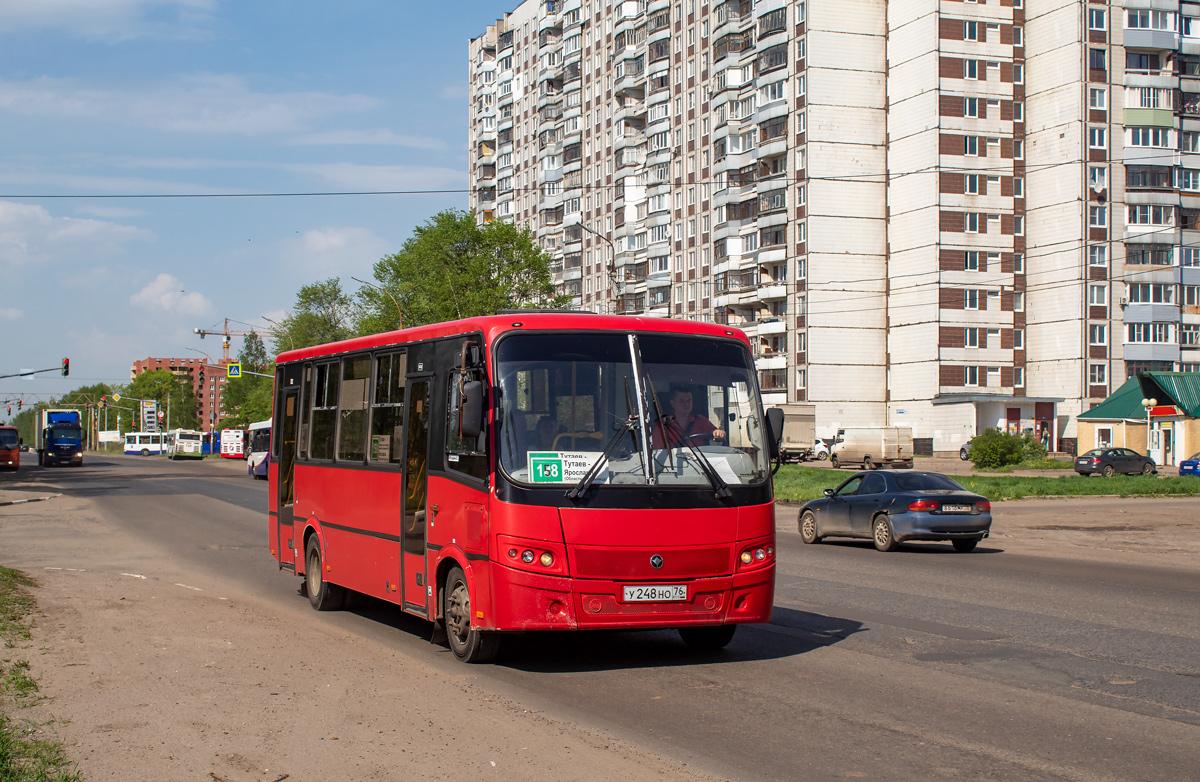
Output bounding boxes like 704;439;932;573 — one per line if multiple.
521;550;535;563
539;552;554;567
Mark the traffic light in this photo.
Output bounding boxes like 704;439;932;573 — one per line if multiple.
5;407;10;416
199;368;205;385
16;400;21;410
61;358;69;376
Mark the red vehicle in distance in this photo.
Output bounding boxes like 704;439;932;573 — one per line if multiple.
0;424;19;471
267;313;783;662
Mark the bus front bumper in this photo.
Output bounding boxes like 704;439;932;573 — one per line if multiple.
486;564;774;631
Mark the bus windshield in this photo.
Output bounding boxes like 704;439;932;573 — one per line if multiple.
496;332;768;488
0;430;17;449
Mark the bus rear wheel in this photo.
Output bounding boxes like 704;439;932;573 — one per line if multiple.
305;535;345;611
443;566;500;663
678;624;737;651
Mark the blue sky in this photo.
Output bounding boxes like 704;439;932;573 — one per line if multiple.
1;0;512;404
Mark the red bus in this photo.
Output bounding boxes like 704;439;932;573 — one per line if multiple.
267;313;783;662
0;424;19;471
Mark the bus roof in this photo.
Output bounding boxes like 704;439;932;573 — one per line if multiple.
275;313;750;364
248;419;271;430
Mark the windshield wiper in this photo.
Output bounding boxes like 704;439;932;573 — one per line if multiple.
655;415;733;499
566;377;644;499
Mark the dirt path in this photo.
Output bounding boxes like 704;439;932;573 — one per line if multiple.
0;488;712;782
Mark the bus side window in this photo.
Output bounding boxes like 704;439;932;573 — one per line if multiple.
447;369;487;481
337;355;370;462
298;363;312;459
370;352;406;464
310;362;339;460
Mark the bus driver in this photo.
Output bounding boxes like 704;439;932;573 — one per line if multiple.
653;386;726;447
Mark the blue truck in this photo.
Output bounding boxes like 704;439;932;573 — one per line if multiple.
36;409;84;467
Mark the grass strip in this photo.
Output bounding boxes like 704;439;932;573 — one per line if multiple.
0;566;81;782
773;465;1200;503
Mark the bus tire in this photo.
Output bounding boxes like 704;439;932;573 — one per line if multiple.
443;566;500;663
678;624;737;651
140;449;149;457
304;535;346;611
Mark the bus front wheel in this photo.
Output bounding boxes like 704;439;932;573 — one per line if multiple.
304;536;345;611
443;566;500;663
678;624;737;651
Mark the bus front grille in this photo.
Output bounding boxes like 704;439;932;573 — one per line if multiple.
571;546;731;579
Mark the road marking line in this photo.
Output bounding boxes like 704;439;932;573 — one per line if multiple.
174;583;202;591
121;573;147;579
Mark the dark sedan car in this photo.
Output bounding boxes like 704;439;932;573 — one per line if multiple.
1179;452;1200;477
797;470;992;553
1074;448;1156;477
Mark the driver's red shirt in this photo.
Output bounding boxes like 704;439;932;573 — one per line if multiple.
652;413;717;447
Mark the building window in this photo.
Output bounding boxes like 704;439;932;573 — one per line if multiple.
1184;249;1200;268
1088;127;1107;148
1090;364;1107;385
965;212;980;233
964;327;979;348
1089;87;1107;109
1127;204;1173;225
1089;245;1108;266
965;174;979;194
965;289;979;310
1181;324;1200;346
1090;49;1106;71
964;135;979;156
1089;206;1107;227
1182;170;1200;192
965;366;979;386
1089;324;1107;345
1013;292;1025;311
1128;127;1171;147
1127;283;1174;303
1013;329;1024;349
964;20;979;41
1089;8;1106;30
964;59;979;80
965;251;979;271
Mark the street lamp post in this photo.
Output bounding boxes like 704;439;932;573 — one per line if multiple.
577;222;620;312
1141;397;1158;456
260;315;294;351
350;277;404;329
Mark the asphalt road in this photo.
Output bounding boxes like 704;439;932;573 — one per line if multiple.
8;454;1200;781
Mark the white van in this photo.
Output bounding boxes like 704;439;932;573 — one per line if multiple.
830;427;914;469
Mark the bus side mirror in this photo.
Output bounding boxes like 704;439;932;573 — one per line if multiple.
460;381;484;439
766;407;784;460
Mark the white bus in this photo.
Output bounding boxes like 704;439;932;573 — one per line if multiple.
166;429;204;460
220;428;247;458
124;431;168;456
247;419;271;479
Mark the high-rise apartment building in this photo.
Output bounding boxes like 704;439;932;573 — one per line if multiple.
130;356;231;431
469;0;1200;451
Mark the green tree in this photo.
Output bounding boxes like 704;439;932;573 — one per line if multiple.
221;331;275;428
270;278;356;354
358;209;571;331
126;369;199;431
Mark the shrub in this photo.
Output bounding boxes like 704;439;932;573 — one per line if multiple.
969;428;1025;469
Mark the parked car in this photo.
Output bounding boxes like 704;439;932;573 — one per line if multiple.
797;470;992;552
959;439;973;461
1179;452;1200;477
1074;448;1156;477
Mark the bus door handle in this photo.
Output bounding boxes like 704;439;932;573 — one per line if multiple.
430;504;439;516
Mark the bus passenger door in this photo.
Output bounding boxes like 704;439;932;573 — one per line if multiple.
401;379;431;615
274;368;301;571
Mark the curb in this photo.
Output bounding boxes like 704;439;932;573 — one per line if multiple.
0;493;62;507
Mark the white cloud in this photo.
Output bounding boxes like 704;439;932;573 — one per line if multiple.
0;307;21;320
0;0;215;41
282;226;392;280
0;74;381;135
129;272;210;315
0;200;153;268
287;129;447;151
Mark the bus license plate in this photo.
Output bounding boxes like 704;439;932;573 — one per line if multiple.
942;504;972;513
623;585;687;603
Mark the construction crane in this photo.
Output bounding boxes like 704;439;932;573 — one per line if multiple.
193;318;255;361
